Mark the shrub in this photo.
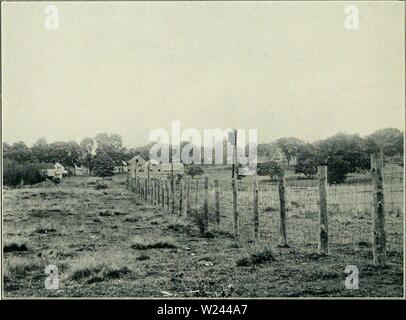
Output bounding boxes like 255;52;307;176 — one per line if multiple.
186;164;204;177
3;160;47;187
130;236;177;250
95;181;108;190
256;161;282;179
236;246;276;266
3;239;29;253
93;150;115;178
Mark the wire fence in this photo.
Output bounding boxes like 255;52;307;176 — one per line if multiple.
127;158;403;262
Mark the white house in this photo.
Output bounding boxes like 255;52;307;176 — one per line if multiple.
74;165;90;176
41;162;67;180
127;155;147;178
114;161;129;174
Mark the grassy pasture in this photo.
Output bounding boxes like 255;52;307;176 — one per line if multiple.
2;173;403;297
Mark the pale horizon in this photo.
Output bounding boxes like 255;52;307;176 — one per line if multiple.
2;1;405;148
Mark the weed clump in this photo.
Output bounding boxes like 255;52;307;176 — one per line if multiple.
131;236;177;250
69;255;131;284
95;182;108;190
236;246;276;266
4;239;29;253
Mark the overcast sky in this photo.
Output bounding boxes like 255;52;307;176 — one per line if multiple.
2;1;404;148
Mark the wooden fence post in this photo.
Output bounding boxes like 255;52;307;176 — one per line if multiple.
203;177;209;234
186;179;191;216
194;179;199;213
165;179;169;211
214;180;220;226
145;179;148;202
171;176;175;214
318;166;328;255
183;179;188;216
278;171;288;247
253;180;259;241
179;178;184;215
232;179;239;236
152;179;155;204
155;179;158;205
155;179;159;205
371;153;386;267
157;179;160;205
161;179;165;208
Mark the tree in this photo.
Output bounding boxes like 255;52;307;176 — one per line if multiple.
95;133;126;165
3;141;35;163
256;161;283;179
3;159;47;187
93;149;115;178
366;128;404;157
47;141;81;167
31;138;51;163
79;137;95;174
295;133;370;184
186;164;204;177
276;137;304;165
295;143;318;177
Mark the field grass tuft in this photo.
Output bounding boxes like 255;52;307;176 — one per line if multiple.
3;239;29;253
130;235;178;250
236;246;276;266
68;254;132;284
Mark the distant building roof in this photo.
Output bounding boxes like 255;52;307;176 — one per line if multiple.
128;155;147;165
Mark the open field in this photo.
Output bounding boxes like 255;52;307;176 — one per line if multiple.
3;175;404;297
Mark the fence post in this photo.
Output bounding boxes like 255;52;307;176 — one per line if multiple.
186;178;191;216
145;179;148;202
371;153;386;267
232;179;239;236
253;180;259;241
183;179;188;216
155;179;158;205
166;179;170;211
203;177;209;234
194;179;199;213
159;179;165;209
157;179;160;205
318;165;328;255
215;180;220;227
278;171;288;247
155;179;159;205
179;178;184;215
171;176;175;214
152;179;155;204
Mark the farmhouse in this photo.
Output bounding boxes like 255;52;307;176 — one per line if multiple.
128;155;147;178
114;161;129;173
145;160;185;177
40;162;67;180
74;165;90;176
128;156;185;178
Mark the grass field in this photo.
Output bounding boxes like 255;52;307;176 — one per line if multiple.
2;174;404;297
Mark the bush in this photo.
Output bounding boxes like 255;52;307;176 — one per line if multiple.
186;164;204;177
256;161;282;179
93;150;115;178
3;160;47;187
95;181;108;190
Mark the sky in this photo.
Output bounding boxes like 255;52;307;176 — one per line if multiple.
2;1;404;148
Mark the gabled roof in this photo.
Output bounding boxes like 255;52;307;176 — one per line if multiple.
128;155;146;165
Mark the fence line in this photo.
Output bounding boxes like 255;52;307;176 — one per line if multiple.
127;154;403;267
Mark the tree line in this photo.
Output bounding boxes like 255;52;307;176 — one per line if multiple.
257;128;403;183
2;127;404;186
